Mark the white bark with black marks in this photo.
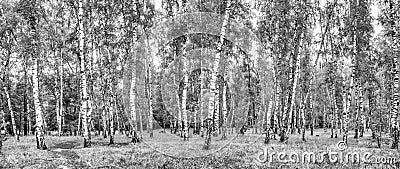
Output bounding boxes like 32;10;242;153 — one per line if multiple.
204;0;231;150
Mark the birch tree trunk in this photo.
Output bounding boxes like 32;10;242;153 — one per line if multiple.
354;82;362;138
78;98;81;135
174;74;182;136
283;20;303;140
221;83;228;139
310;93;314;136
181;38;189;141
272;55;280;139
329;89;334;138
109;96;115;144
182;73;189;139
282;54;294;139
147;63;154;138
214;88;220;136
203;0;231;150
327;87;338;138
343;0;358;145
24;0;47;149
265;96;273;144
300;91;308;141
99;53;107;138
33;59;46;149
27;102;31;135
199;69;204;137
323;105;326;132
56;89;60;136
4;86;18;141
1;110;4;132
262;90;266;130
287;49;302;135
129;60;139;142
359;86;365;137
23;58;29;136
343;68;351;144
334;87;339;138
139;105;144;139
78;0;91;148
58;49;63;136
383;0;400;150
116;112;120;134
192;90;196;135
368;86;380;147
23;93;27;136
229;96;235;134
102;103;107;138
391;52;399;149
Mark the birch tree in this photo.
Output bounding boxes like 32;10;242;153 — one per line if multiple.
221;80;228;140
78;0;92;148
4;86;17;140
379;0;399;149
129;58;139;142
203;0;232;150
181;37;190;141
58;49;63;136
18;0;48;150
147;65;154;138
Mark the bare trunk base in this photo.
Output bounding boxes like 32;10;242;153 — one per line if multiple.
183;128;189;141
0;135;3;152
354;128;359;139
291;125;295;134
221;127;227;140
377;136;381;148
131;131;140;143
310;126;314;136
110;135;114;145
391;128;399;149
83;136;91;148
103;130;107;138
264;128;270;144
203;121;212;150
279;128;287;142
36;135;47;150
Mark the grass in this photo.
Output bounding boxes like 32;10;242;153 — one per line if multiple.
1;128;400;169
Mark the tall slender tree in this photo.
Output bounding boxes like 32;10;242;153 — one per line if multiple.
4;86;17;141
78;0;92;147
18;0;47;150
204;0;232;150
181;37;190;141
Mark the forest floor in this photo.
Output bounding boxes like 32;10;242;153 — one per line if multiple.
1;128;400;169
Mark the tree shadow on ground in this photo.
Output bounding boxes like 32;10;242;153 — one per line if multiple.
91;141;131;147
47;141;82;160
49;149;81;160
50;141;81;149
